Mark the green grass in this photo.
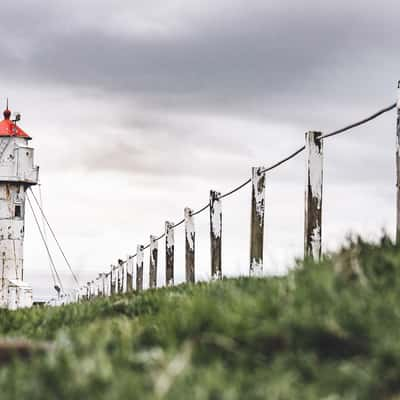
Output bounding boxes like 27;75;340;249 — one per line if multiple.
1;236;400;399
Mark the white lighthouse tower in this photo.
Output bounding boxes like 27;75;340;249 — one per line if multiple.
0;104;39;310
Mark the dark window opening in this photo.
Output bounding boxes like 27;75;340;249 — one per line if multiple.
15;205;21;218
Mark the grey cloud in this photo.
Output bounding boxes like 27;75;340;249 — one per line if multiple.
0;0;398;181
1;0;398;121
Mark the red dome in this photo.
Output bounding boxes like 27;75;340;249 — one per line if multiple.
0;108;31;139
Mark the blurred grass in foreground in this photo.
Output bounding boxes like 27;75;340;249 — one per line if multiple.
1;236;400;399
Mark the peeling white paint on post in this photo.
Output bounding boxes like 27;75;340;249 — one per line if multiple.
116;266;120;294
250;167;265;277
101;273;106;296
110;265;115;295
136;245;144;292
98;276;102;296
86;282;90;300
122;260;128;293
88;280;93;299
165;221;175;286
117;259;124;293
185;208;195;283
396;80;400;243
97;275;101;297
107;272;111;296
103;275;108;297
127;255;134;292
210;190;222;280
95;276;100;297
304;131;323;261
149;235;158;289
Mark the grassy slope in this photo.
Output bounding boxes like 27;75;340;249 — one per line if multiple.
1;237;400;399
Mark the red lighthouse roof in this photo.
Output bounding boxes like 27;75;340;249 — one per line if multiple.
0;106;31;139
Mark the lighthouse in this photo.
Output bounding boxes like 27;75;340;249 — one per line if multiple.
0;104;39;310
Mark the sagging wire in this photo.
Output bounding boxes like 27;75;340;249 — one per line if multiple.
99;102;398;281
29;187;80;288
26;192;64;293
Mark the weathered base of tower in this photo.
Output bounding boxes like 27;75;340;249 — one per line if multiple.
0;279;33;310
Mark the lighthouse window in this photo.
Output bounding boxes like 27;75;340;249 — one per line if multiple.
15;205;21;218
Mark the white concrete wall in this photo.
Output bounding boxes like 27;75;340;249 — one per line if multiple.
0;137;38;309
0;137;39;184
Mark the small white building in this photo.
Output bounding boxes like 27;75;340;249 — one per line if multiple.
0;105;39;309
7;279;33;310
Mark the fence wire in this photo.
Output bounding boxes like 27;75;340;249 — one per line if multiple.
61;101;397;302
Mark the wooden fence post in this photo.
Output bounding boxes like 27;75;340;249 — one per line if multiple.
119;259;124;293
250;167;266;276
127;256;134;292
110;265;115;295
103;277;107;297
396;80;400;243
210;190;222;280
105;273;110;297
98;276;102;296
136;245;144;292
107;273;111;296
97;274;101;297
90;280;95;299
95;276;100;297
185;208;195;283
122;260;128;293
105;273;108;296
165;221;175;286
304;131;323;261
149;235;158;289
115;263;121;294
115;267;119;294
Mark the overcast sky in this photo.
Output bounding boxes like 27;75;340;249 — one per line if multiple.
1;0;399;299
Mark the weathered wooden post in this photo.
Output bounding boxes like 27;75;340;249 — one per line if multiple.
250;167;266;276
118;259;124;293
122;260;128;293
104;273;109;297
210;190;222;280
149;235;158;289
98;274;102;296
165;221;175;286
115;267;119;294
95;276;100;297
304;131;323;261
136;245;144;292
396;80;400;243
116;265;120;294
89;280;94;299
110;265;115;295
127;256;134;292
102;277;107;297
106;273;109;295
98;276;103;296
185;208;195;283
103;273;107;296
93;279;98;297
